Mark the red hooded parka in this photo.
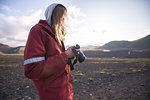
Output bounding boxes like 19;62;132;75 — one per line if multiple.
24;20;73;100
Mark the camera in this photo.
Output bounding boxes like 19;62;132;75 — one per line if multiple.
72;44;86;63
67;44;86;71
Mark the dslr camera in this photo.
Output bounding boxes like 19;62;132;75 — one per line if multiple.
72;44;86;63
67;44;86;70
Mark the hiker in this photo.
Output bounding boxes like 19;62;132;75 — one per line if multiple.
24;3;77;100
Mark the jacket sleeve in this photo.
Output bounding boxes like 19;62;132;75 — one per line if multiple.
24;26;68;80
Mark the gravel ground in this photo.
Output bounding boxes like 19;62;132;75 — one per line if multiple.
0;51;150;100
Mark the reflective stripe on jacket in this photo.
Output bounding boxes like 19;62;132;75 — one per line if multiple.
24;20;73;100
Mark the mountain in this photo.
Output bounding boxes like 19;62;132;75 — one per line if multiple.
7;46;25;54
0;43;11;53
0;34;150;54
0;43;25;54
99;34;150;50
128;35;150;49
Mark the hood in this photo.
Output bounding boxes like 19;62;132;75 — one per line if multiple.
45;3;59;26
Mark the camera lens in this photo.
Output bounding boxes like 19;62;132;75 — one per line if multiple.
78;51;86;63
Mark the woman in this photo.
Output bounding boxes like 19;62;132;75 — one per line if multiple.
24;3;76;100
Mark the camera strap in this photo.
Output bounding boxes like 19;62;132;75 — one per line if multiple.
67;48;79;71
40;25;56;41
68;58;78;71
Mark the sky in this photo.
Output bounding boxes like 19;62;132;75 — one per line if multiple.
0;0;150;47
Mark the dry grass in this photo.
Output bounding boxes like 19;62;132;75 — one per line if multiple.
74;70;86;77
87;58;150;65
85;58;150;75
0;55;24;67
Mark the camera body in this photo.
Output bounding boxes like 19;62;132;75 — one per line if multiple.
67;44;86;71
72;44;86;63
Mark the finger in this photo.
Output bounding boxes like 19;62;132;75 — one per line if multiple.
76;49;80;52
67;46;74;50
70;46;75;49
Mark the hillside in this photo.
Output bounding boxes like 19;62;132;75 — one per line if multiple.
0;43;11;54
0;34;150;54
99;34;150;50
0;43;24;54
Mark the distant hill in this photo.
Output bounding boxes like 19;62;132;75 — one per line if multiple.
1;34;150;54
99;34;150;50
0;43;11;53
0;43;24;54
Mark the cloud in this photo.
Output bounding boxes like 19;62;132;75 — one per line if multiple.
67;5;86;18
0;4;10;11
0;9;42;47
0;4;20;13
0;4;86;47
67;5;86;28
65;5;87;46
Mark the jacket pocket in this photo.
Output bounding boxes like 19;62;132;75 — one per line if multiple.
46;70;68;89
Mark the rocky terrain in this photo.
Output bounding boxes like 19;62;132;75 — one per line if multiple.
0;50;150;100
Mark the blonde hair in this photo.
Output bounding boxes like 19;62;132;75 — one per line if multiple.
51;4;67;46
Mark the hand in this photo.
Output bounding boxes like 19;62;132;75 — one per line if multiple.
65;46;81;58
65;46;75;58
